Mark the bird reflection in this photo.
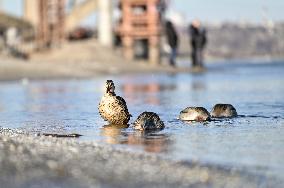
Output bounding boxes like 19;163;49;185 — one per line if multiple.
101;125;171;154
101;124;129;144
127;131;171;153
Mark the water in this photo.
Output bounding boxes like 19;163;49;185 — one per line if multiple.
0;61;284;180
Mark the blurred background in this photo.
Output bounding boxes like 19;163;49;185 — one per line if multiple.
0;0;283;64
0;1;284;183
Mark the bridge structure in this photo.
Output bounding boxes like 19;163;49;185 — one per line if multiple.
24;0;109;47
23;0;162;64
117;0;161;64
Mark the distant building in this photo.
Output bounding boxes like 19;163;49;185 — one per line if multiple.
116;0;162;64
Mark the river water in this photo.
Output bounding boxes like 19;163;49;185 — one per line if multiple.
0;60;284;180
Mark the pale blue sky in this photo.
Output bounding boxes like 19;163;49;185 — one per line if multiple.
172;0;284;23
1;0;284;23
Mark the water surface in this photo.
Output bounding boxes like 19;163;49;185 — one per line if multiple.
0;61;284;180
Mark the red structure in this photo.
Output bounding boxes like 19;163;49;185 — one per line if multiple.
117;0;161;64
37;0;65;49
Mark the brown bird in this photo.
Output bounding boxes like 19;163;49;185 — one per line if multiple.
99;80;131;125
179;107;211;121
133;111;165;131
211;104;237;118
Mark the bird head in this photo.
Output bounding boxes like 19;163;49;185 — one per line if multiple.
105;80;115;94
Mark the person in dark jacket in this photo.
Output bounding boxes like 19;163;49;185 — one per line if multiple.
189;19;207;67
165;20;179;67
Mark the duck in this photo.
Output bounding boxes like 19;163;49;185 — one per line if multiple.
179;107;211;121
133;112;165;131
99;80;131;125
211;104;237;118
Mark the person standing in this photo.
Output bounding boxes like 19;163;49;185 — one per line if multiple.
189;19;207;67
165;20;179;67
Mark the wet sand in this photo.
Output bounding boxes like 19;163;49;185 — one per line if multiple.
0;127;281;188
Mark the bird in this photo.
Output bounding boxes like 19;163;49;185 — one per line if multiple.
179;107;211;121
211;104;237;118
133;112;165;131
98;80;131;125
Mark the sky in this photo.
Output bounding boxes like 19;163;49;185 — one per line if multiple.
1;0;284;24
171;0;284;23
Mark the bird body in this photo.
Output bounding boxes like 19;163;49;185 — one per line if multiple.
99;80;131;125
179;107;210;121
211;104;237;118
133;112;165;131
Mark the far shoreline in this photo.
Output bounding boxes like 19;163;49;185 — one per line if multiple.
0;55;283;82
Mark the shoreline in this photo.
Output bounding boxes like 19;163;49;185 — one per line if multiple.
1;56;283;82
0;57;207;82
1;38;282;82
0;127;282;188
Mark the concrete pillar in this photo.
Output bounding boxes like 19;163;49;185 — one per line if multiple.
98;0;113;47
23;0;39;27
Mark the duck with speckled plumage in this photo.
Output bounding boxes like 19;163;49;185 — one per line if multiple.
99;80;131;125
179;107;211;121
133;112;165;131
211;104;237;118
